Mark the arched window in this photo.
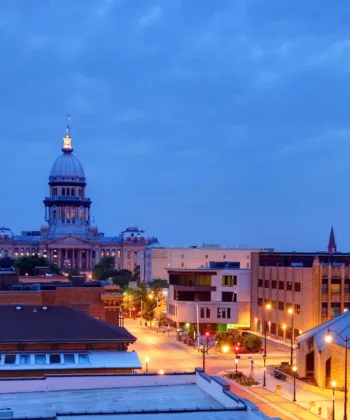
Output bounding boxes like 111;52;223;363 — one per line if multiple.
106;249;110;256
4;250;8;257
101;249;105;257
111;249;115;256
127;251;131;259
134;251;138;259
26;248;30;255
31;248;36;255
117;249;121;258
127;263;131;270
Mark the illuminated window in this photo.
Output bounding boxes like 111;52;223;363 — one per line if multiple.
64;354;75;364
127;251;131;259
117;249;121;258
19;355;30;365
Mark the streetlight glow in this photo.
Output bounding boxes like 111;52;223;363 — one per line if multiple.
159;369;165;375
331;380;336;388
266;303;271;310
145;356;149;363
282;323;286;330
222;345;229;353
292;365;297;372
325;334;333;343
288;307;293;315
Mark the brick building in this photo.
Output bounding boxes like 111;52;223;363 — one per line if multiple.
0;284;123;326
250;250;350;346
0;305;140;377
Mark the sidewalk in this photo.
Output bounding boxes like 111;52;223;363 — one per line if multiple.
221;365;345;420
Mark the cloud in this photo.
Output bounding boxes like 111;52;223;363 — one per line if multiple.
138;6;162;27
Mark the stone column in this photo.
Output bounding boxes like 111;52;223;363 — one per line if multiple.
58;249;61;269
72;249;75;269
87;249;90;270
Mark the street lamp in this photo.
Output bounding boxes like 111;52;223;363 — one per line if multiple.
288;307;294;365
200;333;216;373
263;303;271;387
159;369;165;375
145;356;149;373
325;329;349;420
331;380;336;420
292;365;297;402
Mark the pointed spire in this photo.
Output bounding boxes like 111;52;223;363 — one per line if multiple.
62;114;73;153
327;226;337;253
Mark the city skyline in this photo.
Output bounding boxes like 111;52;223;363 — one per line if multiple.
1;1;349;250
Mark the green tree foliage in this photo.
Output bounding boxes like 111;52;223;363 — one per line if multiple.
214;331;242;348
148;279;168;289
0;257;14;269
142;298;156;322
14;255;60;276
242;334;262;353
92;256;115;279
123;285;148;314
67;269;84;281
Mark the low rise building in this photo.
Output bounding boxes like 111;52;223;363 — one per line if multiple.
166;266;250;332
0;368;280;419
297;310;350;389
250;250;350;346
142;244;272;283
0;305;140;377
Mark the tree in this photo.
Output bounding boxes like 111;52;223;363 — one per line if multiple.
92;256;115;280
214;331;242;349
0;257;14;269
142;298;156;322
148;279;168;289
14;255;60;276
67;269;83;281
242;334;262;353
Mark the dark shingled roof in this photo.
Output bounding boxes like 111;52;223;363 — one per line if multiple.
0;305;136;344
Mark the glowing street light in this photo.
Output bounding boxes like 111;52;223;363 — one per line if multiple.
222;345;229;354
145;356;149;373
159;369;165;375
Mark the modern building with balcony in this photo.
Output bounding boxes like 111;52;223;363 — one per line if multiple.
250;244;350;348
166;263;250;332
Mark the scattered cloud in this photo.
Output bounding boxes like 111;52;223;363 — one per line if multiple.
138;6;162;27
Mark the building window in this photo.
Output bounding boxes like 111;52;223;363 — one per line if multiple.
258;279;263;287
264;280;269;288
222;275;237;287
330;303;341;318
272;300;276;309
200;308;205;318
64;354;75;364
206;308;210;318
271;280;277;289
127;251;131;259
127;263;131;270
181;262;184;268
227;308;231;318
279;281;284;290
19;355;30;365
345;279;350;294
258;298;263;306
221;308;226;319
322;279;328;294
205;255;208;259
49;354;61;364
294;304;301;314
295;282;301;292
67;188;70;196
4;355;16;365
62;187;65;196
222;292;235;302
117;249;121;258
287;282;292;291
35;355;46;365
71;188;75;196
247;263;250;268
322;302;328;318
223;255;226;259
271;323;277;335
217;308;221;319
53;188;57;196
278;301;284;311
134;251;138;259
331;279;341;294
78;354;89;364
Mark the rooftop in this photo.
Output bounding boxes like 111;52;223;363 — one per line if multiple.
0;306;135;344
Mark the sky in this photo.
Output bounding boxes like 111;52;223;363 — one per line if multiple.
0;0;350;251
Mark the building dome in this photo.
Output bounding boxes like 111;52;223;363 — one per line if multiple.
49;153;85;183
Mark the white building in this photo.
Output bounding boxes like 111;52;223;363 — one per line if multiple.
166;266;251;332
141;244;271;283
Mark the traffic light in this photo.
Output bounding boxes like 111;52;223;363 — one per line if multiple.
234;344;240;354
205;331;210;338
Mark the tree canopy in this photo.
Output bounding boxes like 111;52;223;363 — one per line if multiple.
0;257;14;269
14;255;60;276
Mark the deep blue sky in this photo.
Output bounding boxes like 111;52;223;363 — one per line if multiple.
0;0;349;251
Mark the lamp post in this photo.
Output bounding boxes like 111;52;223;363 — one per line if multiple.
332;380;336;420
288;307;294;365
200;336;216;373
145;356;149;373
325;329;349;420
292;365;297;402
263;303;271;387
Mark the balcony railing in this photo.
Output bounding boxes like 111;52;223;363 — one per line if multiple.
44;196;91;202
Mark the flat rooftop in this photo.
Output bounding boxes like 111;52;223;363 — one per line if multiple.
0;384;264;420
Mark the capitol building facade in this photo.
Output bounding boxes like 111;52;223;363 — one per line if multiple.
0;124;157;273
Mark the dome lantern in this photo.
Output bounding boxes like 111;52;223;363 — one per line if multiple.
62;114;73;153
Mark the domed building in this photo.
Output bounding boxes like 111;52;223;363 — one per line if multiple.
0;123;157;274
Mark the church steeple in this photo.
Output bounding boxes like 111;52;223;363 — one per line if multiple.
62;114;73;153
327;226;337;253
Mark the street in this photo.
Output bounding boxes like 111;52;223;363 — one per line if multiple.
126;319;290;375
